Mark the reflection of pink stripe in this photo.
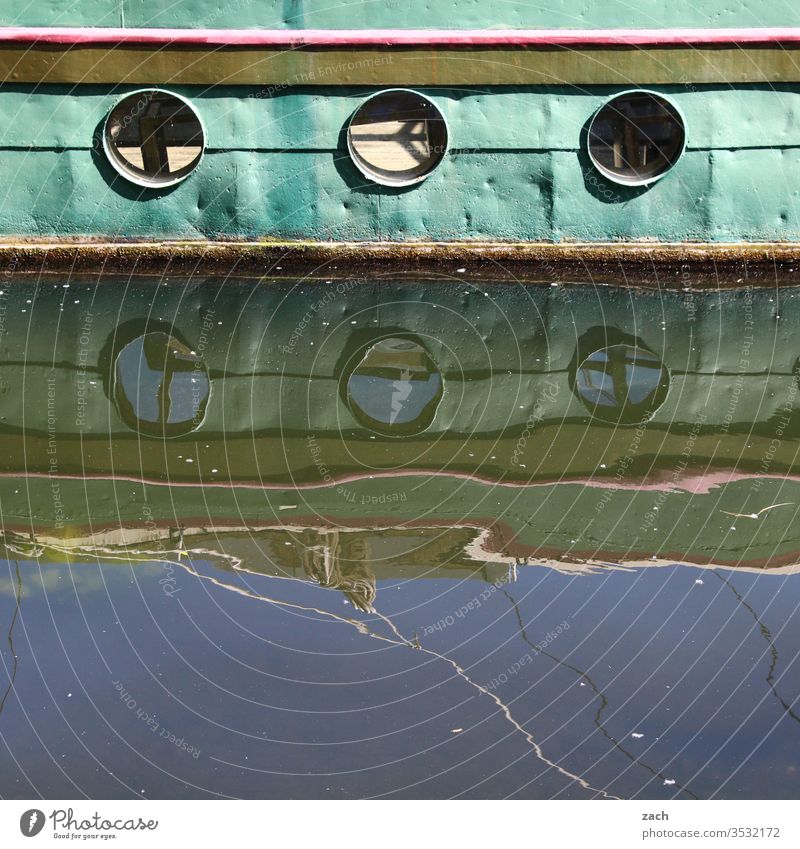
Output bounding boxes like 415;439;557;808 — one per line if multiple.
2;27;800;47
1;468;798;495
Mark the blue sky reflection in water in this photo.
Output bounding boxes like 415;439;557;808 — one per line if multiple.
1;554;799;800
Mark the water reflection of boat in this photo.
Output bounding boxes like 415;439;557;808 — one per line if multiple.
0;278;798;485
1;278;799;584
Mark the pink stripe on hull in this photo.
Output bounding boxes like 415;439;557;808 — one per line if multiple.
1;27;800;48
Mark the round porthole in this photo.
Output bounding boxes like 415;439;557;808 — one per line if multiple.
346;337;443;434
103;90;205;187
587;91;686;185
114;333;210;437
347;90;448;186
575;345;669;424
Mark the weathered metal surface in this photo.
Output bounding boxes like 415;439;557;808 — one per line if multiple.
2;1;799;30
1;10;798;245
2;80;798;244
0;146;799;242
5;44;800;84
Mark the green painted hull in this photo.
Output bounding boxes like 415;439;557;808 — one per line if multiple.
1;83;800;243
1;277;799;579
2;4;800;244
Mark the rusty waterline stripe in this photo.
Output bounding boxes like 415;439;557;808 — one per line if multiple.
1;240;799;286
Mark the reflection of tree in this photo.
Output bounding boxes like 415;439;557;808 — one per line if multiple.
502;588;698;799
296;530;376;612
714;571;800;727
0;560;21;716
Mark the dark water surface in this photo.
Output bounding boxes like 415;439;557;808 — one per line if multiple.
1;275;799;799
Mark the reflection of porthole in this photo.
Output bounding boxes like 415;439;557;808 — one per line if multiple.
588;91;685;185
347;90;448;186
103;90;204;187
114;333;210;437
346;338;443;434
575;345;669;424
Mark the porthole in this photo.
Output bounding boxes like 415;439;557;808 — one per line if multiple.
346;337;443;434
114;333;210;437
347;89;448;186
103;90;205;187
587;91;686;185
575;345;669;424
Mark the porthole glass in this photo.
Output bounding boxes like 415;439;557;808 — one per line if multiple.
103;90;204;187
575;345;669;424
588;91;685;185
347;338;443;434
114;333;210;437
347;90;448;186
